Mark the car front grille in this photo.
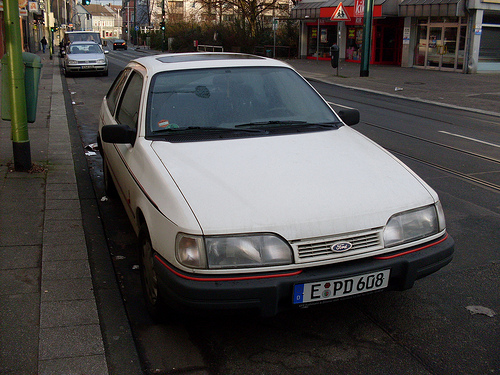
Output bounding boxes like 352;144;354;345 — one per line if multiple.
293;229;383;262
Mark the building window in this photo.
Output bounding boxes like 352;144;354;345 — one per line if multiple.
346;26;363;61
480;12;500;64
413;17;467;71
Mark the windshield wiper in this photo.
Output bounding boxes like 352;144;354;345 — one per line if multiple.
235;121;341;129
152;126;267;134
235;120;308;127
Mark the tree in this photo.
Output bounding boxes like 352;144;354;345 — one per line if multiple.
197;0;280;37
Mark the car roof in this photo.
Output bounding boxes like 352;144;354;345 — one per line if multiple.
65;31;100;34
70;41;99;45
130;52;293;75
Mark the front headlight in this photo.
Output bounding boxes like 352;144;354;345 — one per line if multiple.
175;233;293;269
383;204;444;247
96;59;106;64
206;234;293;269
68;59;78;64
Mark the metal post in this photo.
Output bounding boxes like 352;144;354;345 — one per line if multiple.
316;17;320;62
273;18;276;58
360;0;374;77
3;0;31;171
133;0;137;45
161;0;165;51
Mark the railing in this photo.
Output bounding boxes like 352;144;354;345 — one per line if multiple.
197;45;224;52
254;45;294;59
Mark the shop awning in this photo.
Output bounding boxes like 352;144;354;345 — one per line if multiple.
399;0;465;17
290;2;324;19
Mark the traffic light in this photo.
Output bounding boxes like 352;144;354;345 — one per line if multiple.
160;21;165;31
82;0;91;5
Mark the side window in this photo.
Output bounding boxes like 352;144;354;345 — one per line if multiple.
106;68;131;116
116;72;143;130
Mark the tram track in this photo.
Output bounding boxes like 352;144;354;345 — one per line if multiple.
362;121;500;165
361;121;500;193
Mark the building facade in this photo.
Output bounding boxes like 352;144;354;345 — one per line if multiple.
83;4;121;39
291;0;500;72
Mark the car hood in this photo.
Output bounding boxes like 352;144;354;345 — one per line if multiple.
151;127;437;240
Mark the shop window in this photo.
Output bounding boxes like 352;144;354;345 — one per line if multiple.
479;27;500;63
346;26;363;61
307;24;337;58
480;11;500;63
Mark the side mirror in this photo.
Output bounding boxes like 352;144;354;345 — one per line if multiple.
101;125;136;145
337;108;360;126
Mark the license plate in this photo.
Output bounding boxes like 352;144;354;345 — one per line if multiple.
81;65;93;69
293;269;390;304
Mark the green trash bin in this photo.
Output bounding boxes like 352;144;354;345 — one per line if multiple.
1;52;43;123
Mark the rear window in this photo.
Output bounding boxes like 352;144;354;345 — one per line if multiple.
66;32;102;45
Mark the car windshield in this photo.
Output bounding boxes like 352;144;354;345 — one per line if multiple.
70;43;102;55
146;67;340;135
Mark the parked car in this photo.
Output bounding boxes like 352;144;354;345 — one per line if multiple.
62;41;108;77
59;31;103;57
97;52;454;318
112;39;127;50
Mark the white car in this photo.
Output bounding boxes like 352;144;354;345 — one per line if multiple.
98;53;454;317
63;41;108;76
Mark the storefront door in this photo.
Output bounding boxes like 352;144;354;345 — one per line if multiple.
373;21;402;65
414;18;467;72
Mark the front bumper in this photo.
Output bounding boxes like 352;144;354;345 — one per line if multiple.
66;64;107;73
155;233;454;316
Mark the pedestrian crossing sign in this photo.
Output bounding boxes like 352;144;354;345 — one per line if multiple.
331;2;351;21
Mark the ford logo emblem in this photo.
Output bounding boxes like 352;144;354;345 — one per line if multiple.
331;242;353;253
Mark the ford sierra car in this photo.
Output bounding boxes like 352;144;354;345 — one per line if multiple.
97;53;454;318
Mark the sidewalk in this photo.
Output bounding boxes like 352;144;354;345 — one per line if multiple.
286;59;500;116
0;53;140;374
1;51;499;374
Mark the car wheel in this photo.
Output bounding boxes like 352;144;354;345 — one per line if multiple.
102;150;117;197
139;224;165;320
102;69;108;77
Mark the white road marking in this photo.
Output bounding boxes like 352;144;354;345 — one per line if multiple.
439;131;500;149
327;101;354;109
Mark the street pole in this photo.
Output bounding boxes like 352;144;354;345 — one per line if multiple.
45;0;53;59
133;0;137;45
273;18;276;58
161;0;165;51
3;0;31;171
316;18;320;62
360;0;374;77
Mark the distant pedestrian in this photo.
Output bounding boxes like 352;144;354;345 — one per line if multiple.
41;37;47;53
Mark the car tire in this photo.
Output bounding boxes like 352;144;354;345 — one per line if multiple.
139;224;165;321
102;69;108;77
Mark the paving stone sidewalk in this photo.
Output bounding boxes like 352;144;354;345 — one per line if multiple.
0;54;108;374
